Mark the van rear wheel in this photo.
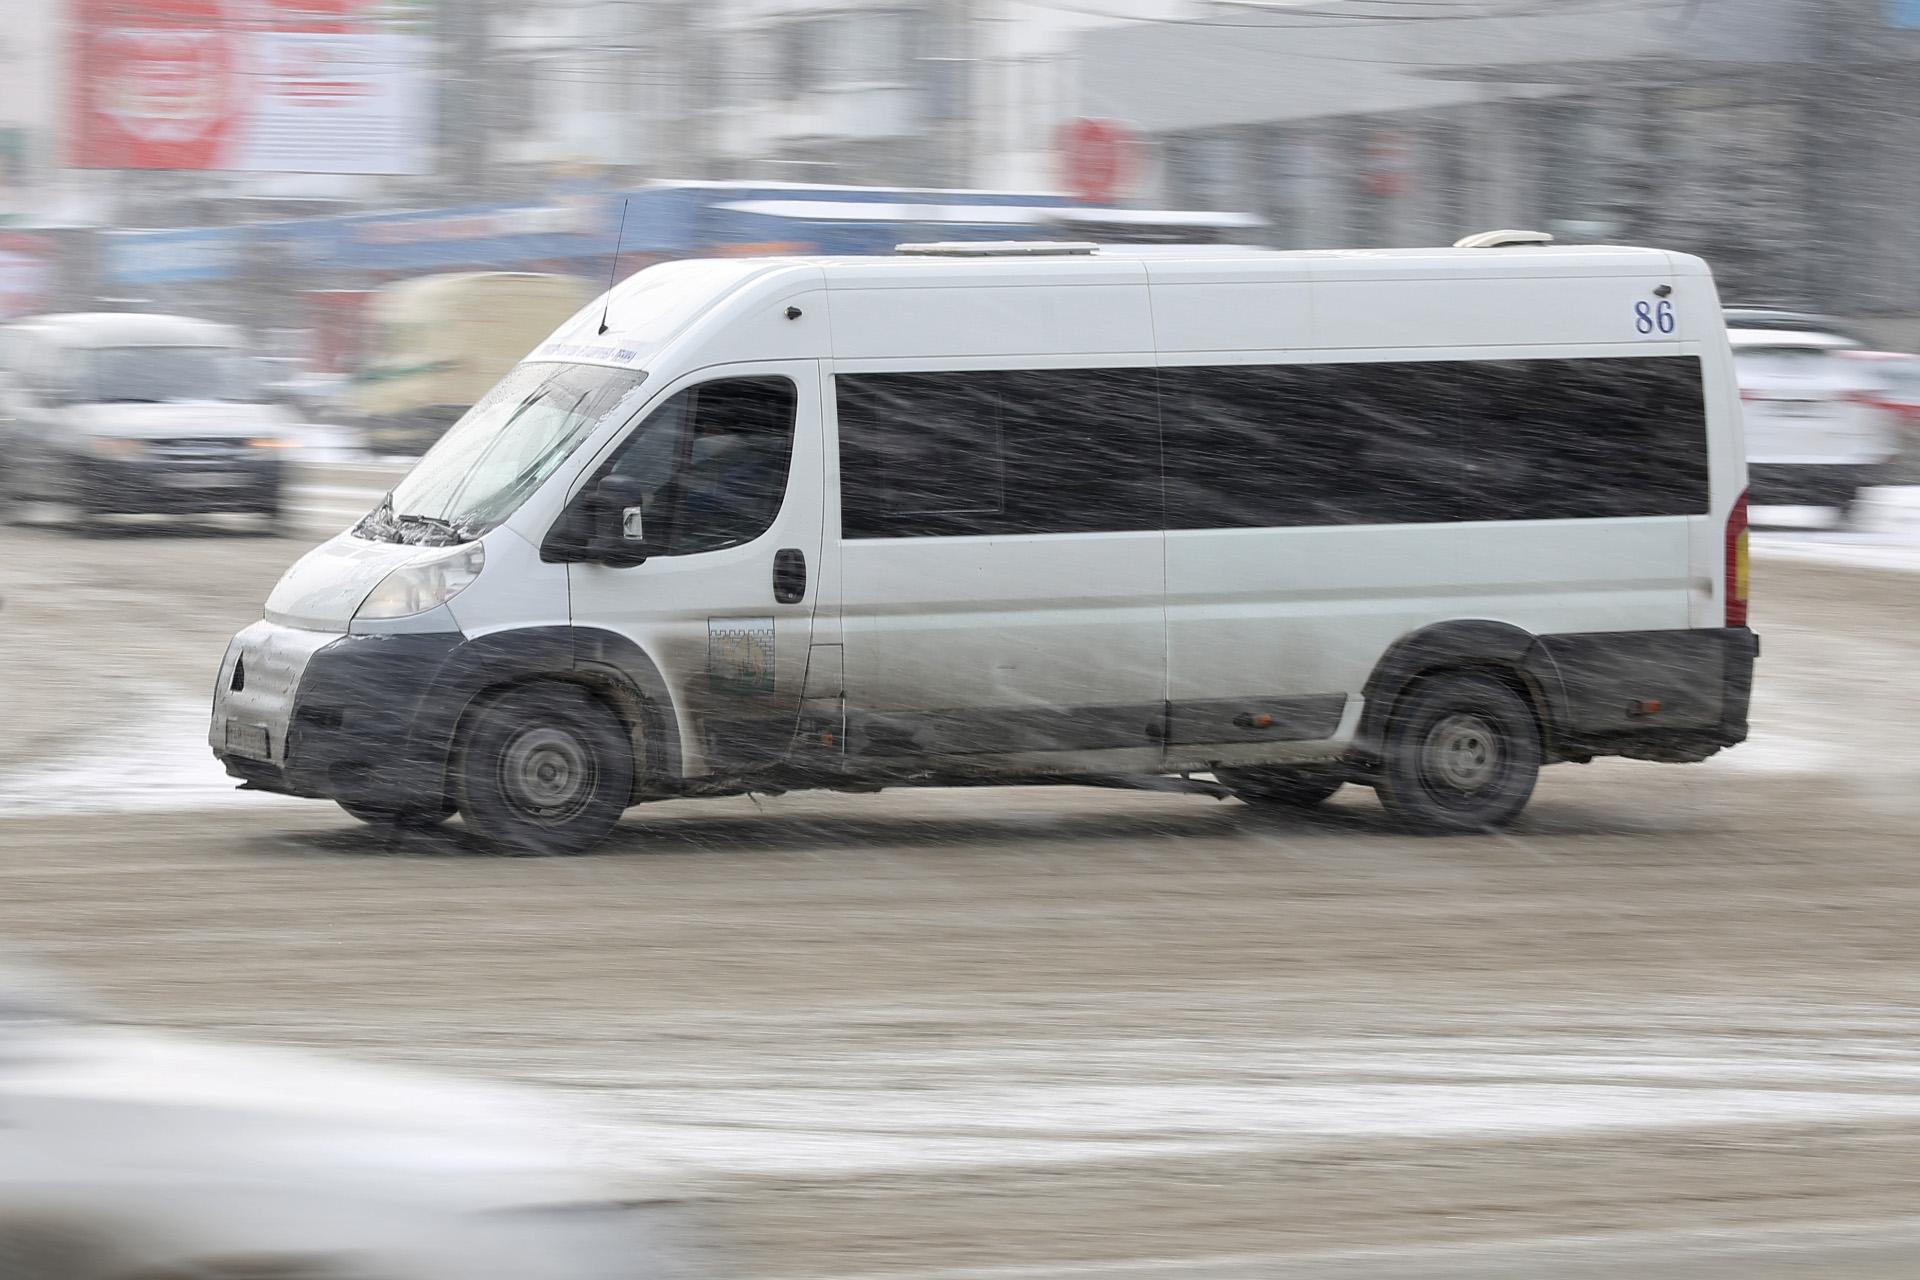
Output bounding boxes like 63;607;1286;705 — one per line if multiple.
1376;673;1541;834
455;683;634;855
1216;765;1343;809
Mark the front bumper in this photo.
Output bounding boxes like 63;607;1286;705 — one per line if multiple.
70;452;283;514
211;621;463;810
1747;462;1885;507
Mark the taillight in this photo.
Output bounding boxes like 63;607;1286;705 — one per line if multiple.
1726;488;1750;628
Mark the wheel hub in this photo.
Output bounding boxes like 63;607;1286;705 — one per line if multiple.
501;727;592;818
1426;713;1501;792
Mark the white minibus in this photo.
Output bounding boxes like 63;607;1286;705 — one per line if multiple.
211;234;1758;854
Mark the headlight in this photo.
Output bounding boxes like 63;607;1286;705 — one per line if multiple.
355;543;484;620
249;436;298;450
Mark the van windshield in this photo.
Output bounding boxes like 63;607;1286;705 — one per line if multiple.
83;345;262;403
361;362;647;544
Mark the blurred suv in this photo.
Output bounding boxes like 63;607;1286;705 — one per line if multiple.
0;313;296;531
1725;307;1899;520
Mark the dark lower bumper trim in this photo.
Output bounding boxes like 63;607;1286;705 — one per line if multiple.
1527;626;1757;761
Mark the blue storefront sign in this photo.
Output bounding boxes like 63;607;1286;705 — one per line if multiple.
103;184;679;285
692;185;1084;256
104;227;245;285
262;185;664;274
1892;0;1920;27
100;183;1176;289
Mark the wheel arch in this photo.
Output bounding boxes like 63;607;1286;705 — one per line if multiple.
406;626;685;807
1354;620;1567;763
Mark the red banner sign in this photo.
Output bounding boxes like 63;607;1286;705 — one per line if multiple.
69;0;428;174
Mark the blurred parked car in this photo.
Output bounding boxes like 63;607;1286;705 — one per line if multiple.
1725;307;1899;522
348;272;596;456
0;967;716;1280
1840;348;1920;434
0;313;297;532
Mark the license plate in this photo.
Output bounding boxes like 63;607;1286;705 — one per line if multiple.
169;472;246;489
225;721;270;760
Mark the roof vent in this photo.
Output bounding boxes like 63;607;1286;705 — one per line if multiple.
1453;229;1554;249
894;241;1100;257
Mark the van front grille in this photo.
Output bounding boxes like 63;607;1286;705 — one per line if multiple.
149;438;251;460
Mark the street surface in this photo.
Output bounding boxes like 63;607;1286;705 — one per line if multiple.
3;466;1920;1276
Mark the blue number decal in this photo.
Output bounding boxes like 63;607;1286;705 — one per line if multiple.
1634;299;1677;335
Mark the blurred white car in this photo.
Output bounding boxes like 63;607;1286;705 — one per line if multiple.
1726;307;1899;521
0;973;716;1280
1841;349;1920;440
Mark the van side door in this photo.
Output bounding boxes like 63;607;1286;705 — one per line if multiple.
832;365;1168;770
563;361;824;779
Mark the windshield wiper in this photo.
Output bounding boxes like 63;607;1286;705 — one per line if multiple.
392;510;471;543
430;386;596;537
353;491;402;543
354;491;474;545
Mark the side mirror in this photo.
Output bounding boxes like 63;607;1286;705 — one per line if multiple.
586;473;654;567
542;473;661;567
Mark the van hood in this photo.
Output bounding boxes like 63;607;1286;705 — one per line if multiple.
265;531;443;632
72;399;294;440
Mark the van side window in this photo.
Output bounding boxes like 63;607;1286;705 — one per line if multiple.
1453;357;1708;521
601;375;798;555
1161;356;1709;529
837;369;1160;539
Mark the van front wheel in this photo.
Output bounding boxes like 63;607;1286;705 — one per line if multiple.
1376;673;1541;834
456;683;635;855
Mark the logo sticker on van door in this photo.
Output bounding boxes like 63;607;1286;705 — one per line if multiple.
709;617;776;695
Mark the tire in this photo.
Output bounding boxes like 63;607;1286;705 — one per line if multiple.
455;683;634;855
0;469;26;525
250;494;288;537
1216;765;1344;809
337;797;453;829
1831;485;1864;530
1376;672;1542;834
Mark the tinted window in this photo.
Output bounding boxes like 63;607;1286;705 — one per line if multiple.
1454;358;1707;521
838;369;1160;539
82;345;263;403
1161;356;1708;529
597;375;797;556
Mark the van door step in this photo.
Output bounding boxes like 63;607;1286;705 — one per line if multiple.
1080;773;1233;800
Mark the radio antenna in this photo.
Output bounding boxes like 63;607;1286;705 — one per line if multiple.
597;197;630;335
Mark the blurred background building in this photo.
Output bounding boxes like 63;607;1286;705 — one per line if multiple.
3;0;1919;358
1086;0;1920;343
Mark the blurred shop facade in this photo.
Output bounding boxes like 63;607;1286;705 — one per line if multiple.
1084;0;1920;345
9;0;1232;374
